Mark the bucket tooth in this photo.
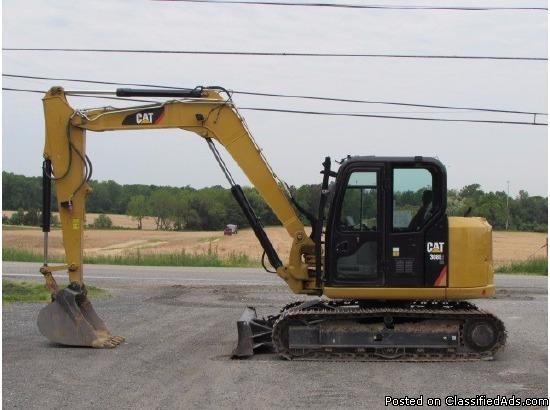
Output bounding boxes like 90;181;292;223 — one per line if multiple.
37;285;124;348
232;307;274;358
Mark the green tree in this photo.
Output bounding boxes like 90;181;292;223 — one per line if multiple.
149;190;175;230
188;188;227;230
3;171;548;233
293;183;322;225
510;191;547;232
2;172;43;210
127;195;148;230
171;193;190;231
475;192;507;229
91;214;113;229
447;189;467;216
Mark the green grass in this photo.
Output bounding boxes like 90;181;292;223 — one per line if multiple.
3;248;61;263
2;225;41;231
83;250;257;267
2;279;106;303
5;246;548;273
495;257;548;275
3;247;258;268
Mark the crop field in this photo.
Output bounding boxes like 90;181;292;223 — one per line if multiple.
2;213;547;266
2;210;158;230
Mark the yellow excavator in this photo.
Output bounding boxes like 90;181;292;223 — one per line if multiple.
38;86;506;360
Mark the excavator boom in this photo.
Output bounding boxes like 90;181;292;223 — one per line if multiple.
39;86;319;348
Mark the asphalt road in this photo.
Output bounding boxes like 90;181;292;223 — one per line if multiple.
3;262;548;409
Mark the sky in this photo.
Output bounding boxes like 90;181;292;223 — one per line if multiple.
2;0;548;196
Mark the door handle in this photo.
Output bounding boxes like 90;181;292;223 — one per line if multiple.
336;241;349;254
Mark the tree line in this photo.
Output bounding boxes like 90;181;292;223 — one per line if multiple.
2;171;547;232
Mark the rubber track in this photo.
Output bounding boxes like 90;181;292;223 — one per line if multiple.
272;301;507;362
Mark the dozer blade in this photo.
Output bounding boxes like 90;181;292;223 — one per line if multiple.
231;307;274;358
37;287;124;348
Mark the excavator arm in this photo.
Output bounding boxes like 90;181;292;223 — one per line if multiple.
38;86;319;348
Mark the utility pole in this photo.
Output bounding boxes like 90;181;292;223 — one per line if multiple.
505;180;510;230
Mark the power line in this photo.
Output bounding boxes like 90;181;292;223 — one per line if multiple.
3;74;175;91
234;90;548;116
3;73;547;116
3;87;546;126
2;48;546;61
155;0;548;11
1;87;159;104
240;106;548;125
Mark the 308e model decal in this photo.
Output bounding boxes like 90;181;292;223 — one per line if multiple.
427;241;445;261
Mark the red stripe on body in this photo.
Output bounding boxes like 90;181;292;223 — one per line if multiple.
434;266;447;286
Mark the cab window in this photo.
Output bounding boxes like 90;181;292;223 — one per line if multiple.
339;171;377;232
393;168;434;232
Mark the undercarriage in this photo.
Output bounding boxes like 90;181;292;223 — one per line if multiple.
232;300;506;361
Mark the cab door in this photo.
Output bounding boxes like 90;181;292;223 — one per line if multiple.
326;166;384;286
387;165;445;286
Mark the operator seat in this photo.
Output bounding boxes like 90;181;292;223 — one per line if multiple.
408;190;433;231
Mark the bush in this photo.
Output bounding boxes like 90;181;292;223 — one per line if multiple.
9;209;25;225
3;208;57;227
22;208;40;226
91;214;113;229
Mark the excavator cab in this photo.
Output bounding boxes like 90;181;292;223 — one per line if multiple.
324;156;447;288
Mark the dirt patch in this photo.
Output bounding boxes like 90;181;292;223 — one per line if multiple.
493;288;538;301
145;284;292;308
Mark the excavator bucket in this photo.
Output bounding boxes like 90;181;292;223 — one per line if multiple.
37;288;124;348
232;307;275;358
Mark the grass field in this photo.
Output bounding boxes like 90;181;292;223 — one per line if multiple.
2;222;295;263
2;213;547;268
2;279;106;303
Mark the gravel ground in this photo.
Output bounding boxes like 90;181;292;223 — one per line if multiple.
2;264;548;409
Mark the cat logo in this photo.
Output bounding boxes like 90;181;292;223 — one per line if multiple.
122;107;165;126
427;242;444;254
136;112;154;124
